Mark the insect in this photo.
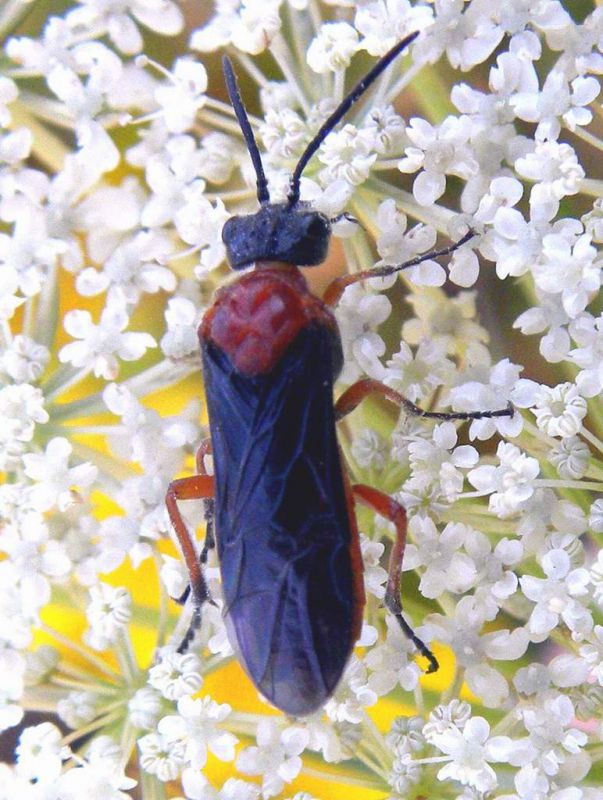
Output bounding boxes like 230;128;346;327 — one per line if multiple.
166;32;514;717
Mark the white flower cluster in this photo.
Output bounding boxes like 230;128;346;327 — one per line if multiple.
0;0;601;798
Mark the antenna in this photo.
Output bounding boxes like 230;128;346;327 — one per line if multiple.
222;55;270;205
287;31;419;206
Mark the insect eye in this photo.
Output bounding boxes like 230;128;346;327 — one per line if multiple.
307;216;328;239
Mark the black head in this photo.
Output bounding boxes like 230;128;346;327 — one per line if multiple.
222;203;330;269
221;32;418;270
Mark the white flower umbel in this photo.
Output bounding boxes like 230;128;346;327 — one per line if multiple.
1;1;603;798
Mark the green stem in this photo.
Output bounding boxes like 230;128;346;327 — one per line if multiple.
581;426;603;456
50;676;119;696
570;124;603;153
62;709;123;745
153;552;170;650
204;94;262;127
271;32;311;113
300;764;387;791
580;178;603;198
40;623;121;681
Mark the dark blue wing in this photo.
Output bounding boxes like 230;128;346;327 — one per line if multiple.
202;324;361;715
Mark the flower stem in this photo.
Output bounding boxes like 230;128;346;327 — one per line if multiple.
300;764;386;790
40;623;121;681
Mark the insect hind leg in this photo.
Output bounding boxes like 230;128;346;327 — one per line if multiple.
352;483;438;673
165;472;215;653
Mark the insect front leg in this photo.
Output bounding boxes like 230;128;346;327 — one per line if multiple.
335;377;513;423
165;472;215;653
352;483;438;673
323;230;475;307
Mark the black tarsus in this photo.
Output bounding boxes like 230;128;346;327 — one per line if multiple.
222;55;270;205
365;228;476;281
176;499;217;652
287;31;419;206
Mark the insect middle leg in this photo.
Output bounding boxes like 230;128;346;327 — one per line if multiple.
352;483;438;673
335;377;513;422
165;470;215;653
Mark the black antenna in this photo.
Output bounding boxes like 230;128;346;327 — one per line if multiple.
287;31;419;206
222;55;270;205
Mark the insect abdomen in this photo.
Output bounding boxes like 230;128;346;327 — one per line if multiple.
201;317;363;715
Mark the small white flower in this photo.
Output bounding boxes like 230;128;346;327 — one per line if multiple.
360;536;387;599
0;383;48;469
260;107;308;164
154;59;208;134
141;135;203;228
549;436;590;480
398;115;478;207
335;283;390;383
375;199;444;286
0;335;49;383
57;735;137;798
324;654;377;724
236;719;309;799
175;188;229;274
510;66;600;141
158;695;237;769
402;290;488;356
363;106;406;156
424;700;472;738
406;422;479;502
138;730;186;782
191;0;282;55
570;312;603;397
23;437;97;512
450;358;523;440
0;75;18;125
128;687;162;730
319;124;377;187
66;0;183;55
59;298;156;380
0;649;24;733
469;441;539;517
532;382;587;437
404;517;478;599
518;694;588;777
86;583;132;647
76;230;175;304
429;716;501;792
307;22;358;73
56;690;98;729
160;296;200;360
532;232;599;318
16;721;69;783
520;549;591;640
364;615;422;695
148;650;203;700
589;500;603;535
352;428;387;471
355;0;432;56
383;340;454;404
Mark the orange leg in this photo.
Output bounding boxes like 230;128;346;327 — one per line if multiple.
165;472;215;653
353;483;438;673
323;230;475;307
195;437;213;475
195;438;215;564
335;377;513;422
